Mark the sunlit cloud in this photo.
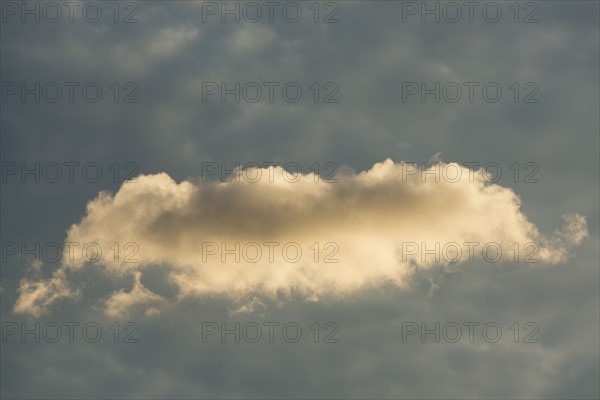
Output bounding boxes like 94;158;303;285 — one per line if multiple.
13;159;588;317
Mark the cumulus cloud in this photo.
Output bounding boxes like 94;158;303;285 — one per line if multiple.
103;271;166;318
13;270;79;317
13;159;588;317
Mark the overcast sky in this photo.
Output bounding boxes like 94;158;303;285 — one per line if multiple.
1;1;599;399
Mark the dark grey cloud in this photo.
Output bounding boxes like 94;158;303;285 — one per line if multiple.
1;0;598;398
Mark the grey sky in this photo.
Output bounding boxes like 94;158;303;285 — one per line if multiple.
1;1;599;398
